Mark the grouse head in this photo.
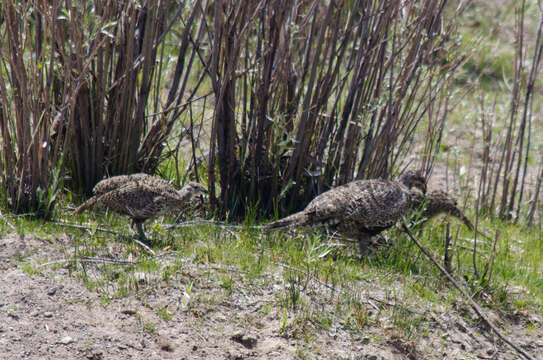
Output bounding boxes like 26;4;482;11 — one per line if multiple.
181;182;208;196
398;170;427;194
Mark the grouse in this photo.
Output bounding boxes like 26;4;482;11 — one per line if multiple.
418;190;474;230
75;174;207;242
263;170;427;256
91;173;179;196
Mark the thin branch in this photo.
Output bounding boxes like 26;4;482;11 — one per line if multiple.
51;221;155;256
39;256;137;268
402;221;535;360
0;210;16;231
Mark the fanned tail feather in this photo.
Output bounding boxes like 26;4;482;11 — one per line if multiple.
432;206;492;240
263;212;307;230
454;210;474;231
75;196;99;214
452;208;493;240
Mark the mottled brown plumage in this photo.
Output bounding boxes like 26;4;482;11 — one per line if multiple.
92;173;178;196
76;175;206;241
408;189;493;241
418;190;474;230
264;170;427;256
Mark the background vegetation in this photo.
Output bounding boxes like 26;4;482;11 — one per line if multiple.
1;0;542;222
0;0;459;218
1;0;543;357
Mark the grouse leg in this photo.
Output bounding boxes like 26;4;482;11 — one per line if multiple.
134;221;149;243
358;234;370;259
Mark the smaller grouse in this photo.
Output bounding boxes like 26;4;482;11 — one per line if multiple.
418;190;474;230
76;174;207;242
263;170;427;256
91;173;180;196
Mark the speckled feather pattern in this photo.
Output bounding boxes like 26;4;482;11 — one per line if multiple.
305;179;412;234
75;174;206;223
420;190;474;230
265;172;426;238
87;182;191;221
92;173;178;196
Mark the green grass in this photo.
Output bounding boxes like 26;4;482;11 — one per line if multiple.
1;188;542;351
3;194;543;303
156;306;174;321
1;2;542;356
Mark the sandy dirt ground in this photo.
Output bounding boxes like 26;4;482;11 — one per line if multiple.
1;232;542;360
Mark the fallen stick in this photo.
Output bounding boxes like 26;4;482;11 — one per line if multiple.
0;209;16;231
39;256;137;268
51;221;155;256
401;220;534;360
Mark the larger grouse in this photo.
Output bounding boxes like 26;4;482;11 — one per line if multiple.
264;170;427;256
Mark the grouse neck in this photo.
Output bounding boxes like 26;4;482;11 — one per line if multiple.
177;185;196;201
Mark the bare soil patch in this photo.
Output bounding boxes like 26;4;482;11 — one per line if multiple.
1;232;542;359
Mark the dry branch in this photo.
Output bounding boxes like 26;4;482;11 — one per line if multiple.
204;0;462;217
52;221;155;255
402;221;534;360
